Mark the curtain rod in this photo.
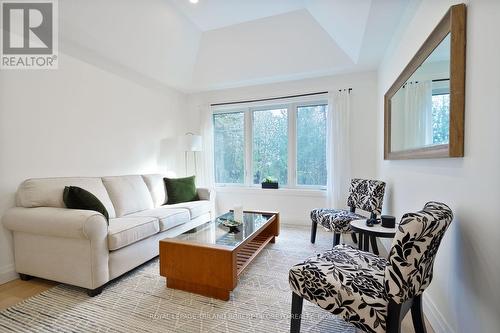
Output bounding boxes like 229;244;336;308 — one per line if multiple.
405;78;450;86
210;91;328;107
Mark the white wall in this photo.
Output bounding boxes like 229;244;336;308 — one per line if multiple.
187;71;378;225
377;1;500;332
60;0;202;91
0;52;187;283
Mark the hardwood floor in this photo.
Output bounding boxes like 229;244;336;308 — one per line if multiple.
0;277;57;311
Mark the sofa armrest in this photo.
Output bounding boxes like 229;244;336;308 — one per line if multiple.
3;207;108;241
197;187;214;201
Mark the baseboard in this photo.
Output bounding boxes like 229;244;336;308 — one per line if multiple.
423;294;455;333
0;263;18;285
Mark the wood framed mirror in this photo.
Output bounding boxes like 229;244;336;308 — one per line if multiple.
384;4;466;160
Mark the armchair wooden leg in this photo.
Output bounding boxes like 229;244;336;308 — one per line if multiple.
310;221;318;244
386;300;403;333
290;292;303;333
411;295;427;333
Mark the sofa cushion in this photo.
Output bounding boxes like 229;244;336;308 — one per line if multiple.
166;200;211;220
127;207;189;231
141;174;167;207
16;177;116;218
102;175;154;217
107;216;159;250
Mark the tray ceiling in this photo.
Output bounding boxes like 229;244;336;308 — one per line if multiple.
59;0;412;92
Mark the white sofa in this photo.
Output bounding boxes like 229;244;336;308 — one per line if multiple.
3;174;213;296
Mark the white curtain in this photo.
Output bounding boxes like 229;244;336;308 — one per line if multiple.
198;104;215;187
403;81;433;148
198;104;217;214
326;90;351;209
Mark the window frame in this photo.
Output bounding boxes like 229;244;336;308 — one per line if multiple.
213;98;328;190
250;104;290;186
212;109;247;187
295;101;328;189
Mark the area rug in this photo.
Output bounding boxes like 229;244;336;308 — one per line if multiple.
0;226;356;333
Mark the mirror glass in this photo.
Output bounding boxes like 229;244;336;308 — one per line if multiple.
390;34;451;152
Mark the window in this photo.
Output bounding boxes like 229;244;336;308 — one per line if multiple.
296;105;327;186
213;99;328;188
213;112;245;184
431;94;450;145
252;108;288;185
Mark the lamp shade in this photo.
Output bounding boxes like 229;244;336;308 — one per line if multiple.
178;134;202;152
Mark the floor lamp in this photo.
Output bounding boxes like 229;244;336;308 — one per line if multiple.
179;132;202;176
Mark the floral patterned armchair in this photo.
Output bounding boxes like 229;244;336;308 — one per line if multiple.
310;178;386;251
290;202;453;333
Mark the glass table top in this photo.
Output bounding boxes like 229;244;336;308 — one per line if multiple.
173;211;274;249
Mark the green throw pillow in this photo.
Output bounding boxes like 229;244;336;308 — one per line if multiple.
63;186;109;223
164;176;199;204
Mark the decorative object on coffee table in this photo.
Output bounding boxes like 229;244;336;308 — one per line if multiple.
159;210;280;301
217;213;243;233
261;176;278;189
233;205;244;222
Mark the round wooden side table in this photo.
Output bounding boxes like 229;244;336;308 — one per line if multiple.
350;219;397;255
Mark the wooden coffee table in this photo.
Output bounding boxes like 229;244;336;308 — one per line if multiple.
159;210;279;301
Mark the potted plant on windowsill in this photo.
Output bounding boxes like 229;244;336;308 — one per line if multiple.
261;176;279;189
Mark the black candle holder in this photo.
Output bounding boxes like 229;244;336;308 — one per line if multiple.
381;215;396;228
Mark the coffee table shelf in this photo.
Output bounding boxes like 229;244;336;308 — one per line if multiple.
236;234;274;275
